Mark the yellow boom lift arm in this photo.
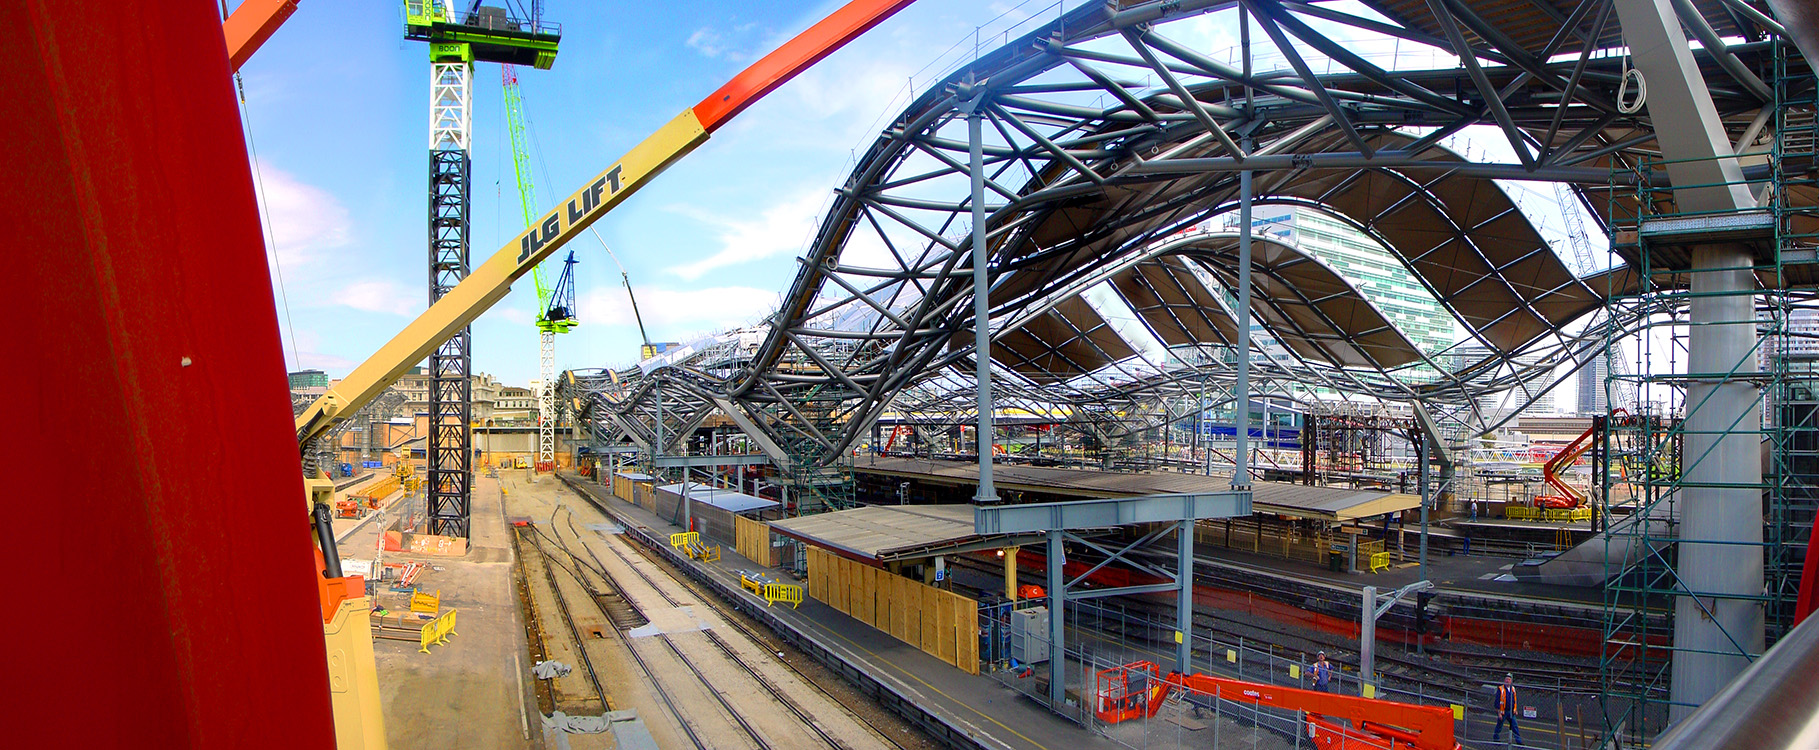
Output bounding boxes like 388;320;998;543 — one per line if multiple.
289;2;918;746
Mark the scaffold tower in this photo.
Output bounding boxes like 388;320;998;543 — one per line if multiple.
1598;38;1819;745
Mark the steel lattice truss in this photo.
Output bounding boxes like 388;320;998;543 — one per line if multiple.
561;0;1795;468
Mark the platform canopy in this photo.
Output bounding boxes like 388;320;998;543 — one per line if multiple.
771;504;1046;563
855;458;1418;524
655;482;778;514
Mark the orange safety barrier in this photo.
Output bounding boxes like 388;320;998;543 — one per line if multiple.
1095;661;1459;750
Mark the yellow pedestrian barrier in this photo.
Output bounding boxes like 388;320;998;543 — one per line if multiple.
1369;551;1391;574
418;609;458;654
739;571;802;608
763;583;802;608
672;531;720;562
409;588;441;614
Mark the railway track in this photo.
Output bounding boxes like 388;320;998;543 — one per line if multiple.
576;512;872;750
531;500;898;750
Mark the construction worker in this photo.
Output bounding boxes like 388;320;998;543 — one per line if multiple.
1493;673;1524;745
1312;651;1334;693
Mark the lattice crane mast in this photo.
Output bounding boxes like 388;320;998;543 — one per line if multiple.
502;65;574;473
295;6;919;741
1554;181;1639;410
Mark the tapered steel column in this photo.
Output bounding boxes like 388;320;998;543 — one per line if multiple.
966;94;998;504
1176;519;1194;671
1233;154;1253;491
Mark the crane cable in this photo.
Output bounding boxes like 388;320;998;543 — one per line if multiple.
222;0;301;373
524;107;655;349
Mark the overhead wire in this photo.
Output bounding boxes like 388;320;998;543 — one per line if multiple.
235;71;303;373
524;98;651;350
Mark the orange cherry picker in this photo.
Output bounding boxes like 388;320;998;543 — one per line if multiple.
1094;661;1461;750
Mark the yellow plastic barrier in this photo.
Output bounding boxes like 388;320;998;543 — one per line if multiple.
763;583;802;608
417;609;458;654
409;589;441;614
739;572;800;607
1543;507;1594;523
1369;551;1391;574
673;531;720;562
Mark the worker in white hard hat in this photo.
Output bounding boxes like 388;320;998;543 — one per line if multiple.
1311;651;1334;693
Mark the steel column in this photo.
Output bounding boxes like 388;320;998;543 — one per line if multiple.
1614;0;1764;717
1418;431;1429;582
1233;149;1253;491
1176;519;1194;672
967;95;998;503
1361;584;1376;695
1047;529;1066;706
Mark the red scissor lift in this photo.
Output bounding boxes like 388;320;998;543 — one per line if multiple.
1094;661;1460;750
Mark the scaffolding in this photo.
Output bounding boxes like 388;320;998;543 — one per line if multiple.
1598;42;1819;746
1299;403;1416;490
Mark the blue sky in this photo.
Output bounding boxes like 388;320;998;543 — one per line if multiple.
234;1;1604;410
236;0;1031;387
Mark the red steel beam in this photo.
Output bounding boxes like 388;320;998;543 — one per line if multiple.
693;0;918;132
2;1;335;746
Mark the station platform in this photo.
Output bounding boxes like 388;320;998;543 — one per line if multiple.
1190;537;1603;609
558;474;1119;750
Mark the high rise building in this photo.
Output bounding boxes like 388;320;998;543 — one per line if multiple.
288;369;328;389
1577;356;1609;415
1226;206;1454;357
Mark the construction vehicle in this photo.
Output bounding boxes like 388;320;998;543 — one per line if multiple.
1533;410;1630;510
222;0;301;71
285;1;918;743
1094;661;1460;750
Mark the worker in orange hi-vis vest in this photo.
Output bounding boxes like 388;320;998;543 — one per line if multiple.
1493;673;1524;745
1311;651;1334;693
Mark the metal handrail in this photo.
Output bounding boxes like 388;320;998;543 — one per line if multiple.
1651;610;1819;749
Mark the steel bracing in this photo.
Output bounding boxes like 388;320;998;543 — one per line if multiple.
427;60;473;538
557;7;1811;733
561;0;1771;470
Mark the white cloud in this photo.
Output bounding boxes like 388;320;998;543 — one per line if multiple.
331;279;419;317
665;188;829;280
580;284;777;335
282;329;357;374
250;159;351;268
686;22;762;60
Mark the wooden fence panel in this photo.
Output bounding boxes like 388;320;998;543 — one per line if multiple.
873;567;887;626
920;586;937;652
955;594;979;674
795;547;979;673
890;576;908;641
735;516;772;566
811;548;824;603
945;593;960;666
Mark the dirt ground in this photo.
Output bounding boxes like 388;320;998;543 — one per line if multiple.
369;474;539;749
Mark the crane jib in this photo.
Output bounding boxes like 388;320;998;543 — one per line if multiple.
518;165;622;264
